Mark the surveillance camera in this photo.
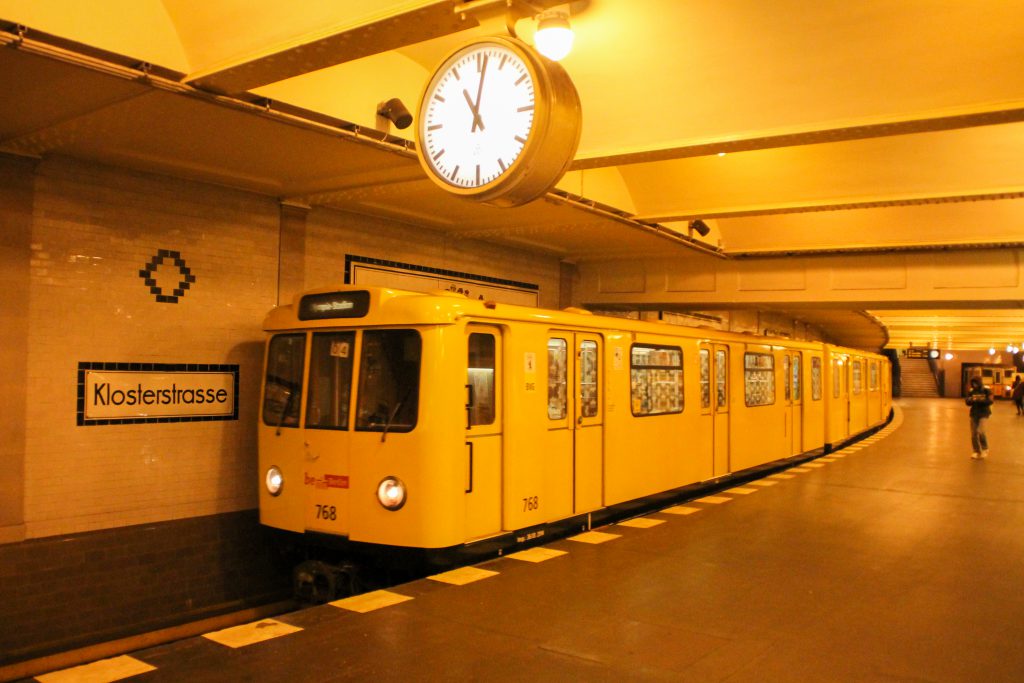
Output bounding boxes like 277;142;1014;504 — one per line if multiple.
689;219;711;237
377;98;413;130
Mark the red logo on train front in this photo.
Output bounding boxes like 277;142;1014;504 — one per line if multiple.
304;472;350;489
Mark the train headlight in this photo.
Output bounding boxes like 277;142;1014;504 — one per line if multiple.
376;476;407;511
265;466;284;496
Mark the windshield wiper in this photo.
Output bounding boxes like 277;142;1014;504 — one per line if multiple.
275;389;295;436
380;385;415;443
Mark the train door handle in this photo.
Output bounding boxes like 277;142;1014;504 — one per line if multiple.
577;415;584;425
465;441;474;493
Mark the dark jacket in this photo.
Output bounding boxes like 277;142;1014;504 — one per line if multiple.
966;385;993;419
1012;380;1024;401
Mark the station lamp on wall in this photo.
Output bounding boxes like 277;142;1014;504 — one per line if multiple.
534;9;574;60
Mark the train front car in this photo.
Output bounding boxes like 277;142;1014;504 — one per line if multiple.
258;287;470;599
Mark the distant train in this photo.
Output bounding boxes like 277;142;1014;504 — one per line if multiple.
259;286;891;599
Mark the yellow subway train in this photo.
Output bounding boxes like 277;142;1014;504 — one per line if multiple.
259;286;891;597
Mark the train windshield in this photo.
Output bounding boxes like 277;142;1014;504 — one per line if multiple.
263;334;306;427
306;331;355;429
356;330;421;433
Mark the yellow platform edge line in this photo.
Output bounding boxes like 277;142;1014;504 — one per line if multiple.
569;530;621;544
618;517;665;528
694;495;732;504
429;566;499;585
663;505;702;514
35;655;156;683
202;618;303;649
507;547;568;563
331;589;413;613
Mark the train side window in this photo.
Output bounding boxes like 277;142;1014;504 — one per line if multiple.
263;333;306;427
579;340;599;417
699;349;711;409
792;355;801;401
783;355;790;401
870;361;878;390
547;338;568;419
356;330;421;432
811;357;822;401
715;349;728;408
744;352;775;407
467;333;496;426
852;360;863;395
306;332;355;430
630;345;683;416
832;358;841;398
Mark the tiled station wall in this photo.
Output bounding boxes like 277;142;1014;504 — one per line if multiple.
0;154;561;664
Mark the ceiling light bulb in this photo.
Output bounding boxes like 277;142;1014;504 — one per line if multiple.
989;347;996;355
534;12;574;61
944;353;953;360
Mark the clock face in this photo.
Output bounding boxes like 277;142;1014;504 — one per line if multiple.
419;41;536;190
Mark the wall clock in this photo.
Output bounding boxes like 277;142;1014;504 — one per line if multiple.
415;36;581;208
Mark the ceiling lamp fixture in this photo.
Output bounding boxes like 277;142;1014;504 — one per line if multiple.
534;10;574;61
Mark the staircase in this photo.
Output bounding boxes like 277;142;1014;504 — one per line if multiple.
900;358;940;397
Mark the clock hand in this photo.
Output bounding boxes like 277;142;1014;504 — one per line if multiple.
462;89;484;132
471;54;488;132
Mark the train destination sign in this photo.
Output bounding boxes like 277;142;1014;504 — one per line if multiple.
77;362;239;425
299;290;370;320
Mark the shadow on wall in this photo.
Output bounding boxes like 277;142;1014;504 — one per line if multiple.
217;340;265;507
216;339;286;607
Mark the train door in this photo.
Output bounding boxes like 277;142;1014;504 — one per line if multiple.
701;344;731;476
829;353;850;442
783;352;803;455
847;358;858;433
301;331;355;535
841;356;851;437
465;325;502;540
574;334;603;513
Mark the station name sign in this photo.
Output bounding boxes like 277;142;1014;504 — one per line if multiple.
78;362;239;426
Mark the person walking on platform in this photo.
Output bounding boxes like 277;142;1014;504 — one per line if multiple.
1011;375;1024;416
966;375;993;459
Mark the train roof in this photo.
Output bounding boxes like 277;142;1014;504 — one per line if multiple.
264;285;886;359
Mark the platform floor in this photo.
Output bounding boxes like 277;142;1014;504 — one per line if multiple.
27;398;1024;682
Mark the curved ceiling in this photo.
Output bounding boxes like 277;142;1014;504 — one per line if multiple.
2;0;1023;351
